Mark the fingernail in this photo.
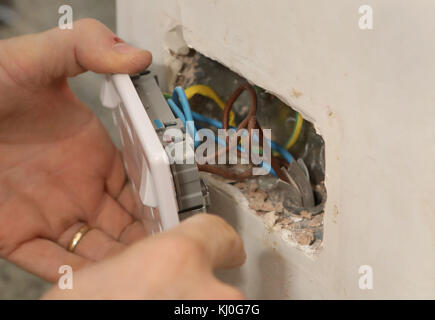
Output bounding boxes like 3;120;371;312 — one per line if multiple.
112;42;143;54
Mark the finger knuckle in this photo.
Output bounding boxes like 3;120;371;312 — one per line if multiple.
173;236;205;260
158;236;205;268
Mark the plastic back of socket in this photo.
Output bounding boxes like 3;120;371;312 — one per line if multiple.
100;74;179;232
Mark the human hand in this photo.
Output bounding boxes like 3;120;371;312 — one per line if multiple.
42;214;246;300
0;19;153;281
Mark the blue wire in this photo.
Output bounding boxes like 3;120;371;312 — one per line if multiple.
270;141;293;164
173;87;194;123
165;90;291;176
260;161;277;177
167;98;186;124
172;87;200;148
192;112;223;129
193;112;293;164
194;116;245;153
193;115;276;176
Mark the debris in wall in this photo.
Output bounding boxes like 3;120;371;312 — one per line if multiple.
233;178;323;247
170;50;200;91
171;50;326;254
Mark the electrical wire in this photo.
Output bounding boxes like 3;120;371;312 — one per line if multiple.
195;119;250;154
167;98;186;124
192;111;294;164
165;84;293;181
192;111;223;129
167;86;302;151
272;112;303;158
285;112;303;150
185;84;236;127
219;83;289;181
172;86;200;148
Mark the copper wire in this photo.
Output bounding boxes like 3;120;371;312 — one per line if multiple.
198;83;289;182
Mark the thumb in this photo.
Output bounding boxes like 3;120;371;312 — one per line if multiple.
0;18;152;86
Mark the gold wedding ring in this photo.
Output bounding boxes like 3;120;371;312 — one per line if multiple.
68;225;91;252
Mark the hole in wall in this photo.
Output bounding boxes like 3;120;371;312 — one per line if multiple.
169;49;326;253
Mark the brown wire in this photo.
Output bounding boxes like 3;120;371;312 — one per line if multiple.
222;83;257;131
198;83;290;182
216;84;257;180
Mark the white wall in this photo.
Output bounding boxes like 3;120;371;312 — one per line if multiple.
117;0;435;299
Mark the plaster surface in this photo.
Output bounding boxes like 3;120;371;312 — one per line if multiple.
117;0;435;299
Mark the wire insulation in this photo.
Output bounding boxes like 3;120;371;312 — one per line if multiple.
185;84;236;127
285;112;303;150
165;84;294;181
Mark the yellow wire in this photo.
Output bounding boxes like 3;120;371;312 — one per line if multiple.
272;112;303;157
184;85;302;152
285;113;303;149
185;85;236;127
